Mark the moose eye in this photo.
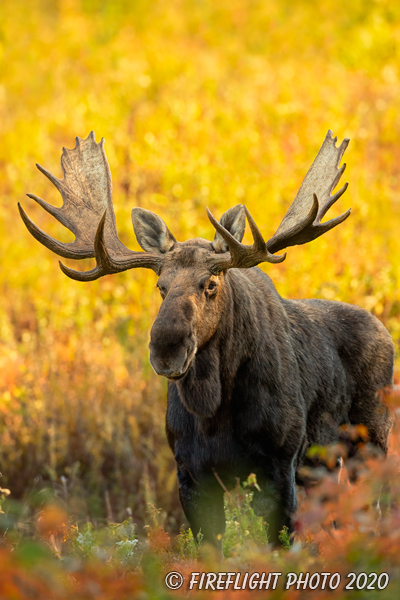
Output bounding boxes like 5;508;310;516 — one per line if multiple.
205;281;218;297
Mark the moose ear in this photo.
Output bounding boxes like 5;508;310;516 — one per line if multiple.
211;204;246;253
131;208;176;253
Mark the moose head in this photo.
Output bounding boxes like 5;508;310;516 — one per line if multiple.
18;131;350;381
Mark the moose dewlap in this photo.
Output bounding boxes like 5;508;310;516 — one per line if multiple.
19;130;394;546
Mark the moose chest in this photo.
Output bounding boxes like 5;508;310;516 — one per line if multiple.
166;381;300;487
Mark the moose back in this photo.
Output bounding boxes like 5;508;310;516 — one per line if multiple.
19;130;394;545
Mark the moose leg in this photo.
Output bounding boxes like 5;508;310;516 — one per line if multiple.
251;462;297;546
177;467;225;548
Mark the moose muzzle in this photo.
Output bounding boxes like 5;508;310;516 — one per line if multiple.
149;299;197;380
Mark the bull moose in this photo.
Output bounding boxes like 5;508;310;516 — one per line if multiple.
19;130;394;546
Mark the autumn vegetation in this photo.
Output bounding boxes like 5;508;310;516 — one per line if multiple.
0;0;400;597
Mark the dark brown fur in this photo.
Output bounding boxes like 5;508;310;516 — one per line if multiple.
147;239;394;546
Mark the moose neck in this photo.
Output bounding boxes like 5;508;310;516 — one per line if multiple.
174;267;279;419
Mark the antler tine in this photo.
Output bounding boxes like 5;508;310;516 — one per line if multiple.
243;207;269;253
318;181;349;221
207;208;244;255
267;130;351;256
36;163;64;193
26;192;63;221
243;207;286;263
18;201;94;259
20;132;165;279
59;261;104;281
206;207;286;273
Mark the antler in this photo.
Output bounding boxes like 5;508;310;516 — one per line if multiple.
267;130;350;254
207;130;350;273
18;132;164;280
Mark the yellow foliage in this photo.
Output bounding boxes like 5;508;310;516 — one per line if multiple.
0;0;399;522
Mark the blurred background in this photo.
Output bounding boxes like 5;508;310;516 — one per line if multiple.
0;0;399;534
